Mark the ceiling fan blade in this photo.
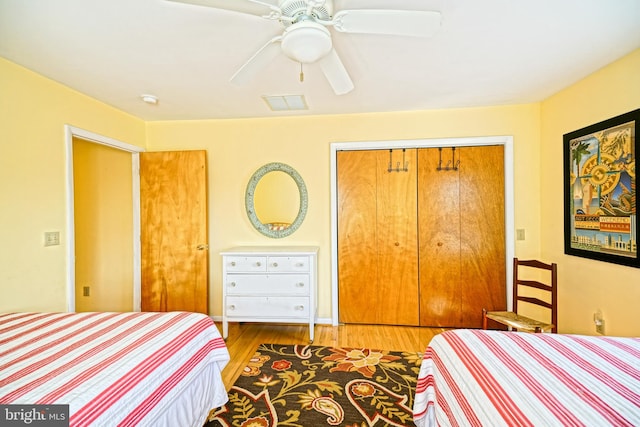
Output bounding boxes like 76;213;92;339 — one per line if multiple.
318;49;354;95
230;36;282;85
332;9;441;37
165;0;281;19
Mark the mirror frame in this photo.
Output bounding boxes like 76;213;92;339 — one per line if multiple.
245;162;308;238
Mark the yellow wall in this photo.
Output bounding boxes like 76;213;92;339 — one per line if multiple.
0;57;145;311
146;105;542;321
540;49;640;337
2;48;638;337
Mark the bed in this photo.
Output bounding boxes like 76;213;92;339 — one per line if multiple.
413;329;640;426
0;311;230;427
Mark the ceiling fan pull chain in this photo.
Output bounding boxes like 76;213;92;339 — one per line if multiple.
300;63;304;82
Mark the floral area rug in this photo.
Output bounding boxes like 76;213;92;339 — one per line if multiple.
205;343;423;427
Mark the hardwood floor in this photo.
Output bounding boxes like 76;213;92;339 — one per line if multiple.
216;322;448;390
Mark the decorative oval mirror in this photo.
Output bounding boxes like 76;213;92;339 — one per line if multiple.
245;162;308;238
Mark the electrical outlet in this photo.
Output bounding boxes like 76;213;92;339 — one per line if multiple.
44;231;60;246
83;286;90;297
594;310;605;335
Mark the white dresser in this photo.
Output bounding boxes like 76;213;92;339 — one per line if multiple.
221;246;319;341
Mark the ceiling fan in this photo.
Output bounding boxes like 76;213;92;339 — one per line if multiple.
167;0;441;95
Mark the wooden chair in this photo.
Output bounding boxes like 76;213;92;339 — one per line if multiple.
483;258;557;333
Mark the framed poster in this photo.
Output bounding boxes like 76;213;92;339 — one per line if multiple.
563;108;639;268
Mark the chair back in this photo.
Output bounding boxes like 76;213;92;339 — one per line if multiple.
513;258;557;333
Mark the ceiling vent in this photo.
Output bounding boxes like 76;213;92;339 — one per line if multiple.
262;95;308;111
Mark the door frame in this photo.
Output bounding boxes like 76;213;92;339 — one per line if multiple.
64;125;145;312
330;136;515;326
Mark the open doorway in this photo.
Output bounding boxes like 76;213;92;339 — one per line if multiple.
73;138;133;311
65;125;144;312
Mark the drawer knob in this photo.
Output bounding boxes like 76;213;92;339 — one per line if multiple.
296;262;304;267
296;282;305;287
228;305;236;311
256;262;262;267
272;262;278;267
295;305;305;311
230;261;236;267
229;282;236;287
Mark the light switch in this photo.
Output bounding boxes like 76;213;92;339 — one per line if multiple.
516;229;525;241
44;231;60;246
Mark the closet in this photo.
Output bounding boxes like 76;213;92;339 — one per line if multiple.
337;146;505;328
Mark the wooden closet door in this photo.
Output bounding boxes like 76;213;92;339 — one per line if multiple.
337;149;419;325
140;150;209;314
418;146;505;328
459;146;505;325
418;148;462;326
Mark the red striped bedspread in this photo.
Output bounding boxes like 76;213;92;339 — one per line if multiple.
413;329;640;427
0;311;230;427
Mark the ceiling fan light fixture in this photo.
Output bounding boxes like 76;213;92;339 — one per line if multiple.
281;21;332;64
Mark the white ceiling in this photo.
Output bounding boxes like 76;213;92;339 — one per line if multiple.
1;0;639;121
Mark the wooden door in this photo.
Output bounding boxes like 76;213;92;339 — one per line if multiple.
459;146;505;325
417;148;461;326
418;146;505;327
337;149;419;325
140;150;209;314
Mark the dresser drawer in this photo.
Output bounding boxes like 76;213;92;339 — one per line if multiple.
266;256;310;272
226;274;310;295
226;296;310;318
225;256;267;272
